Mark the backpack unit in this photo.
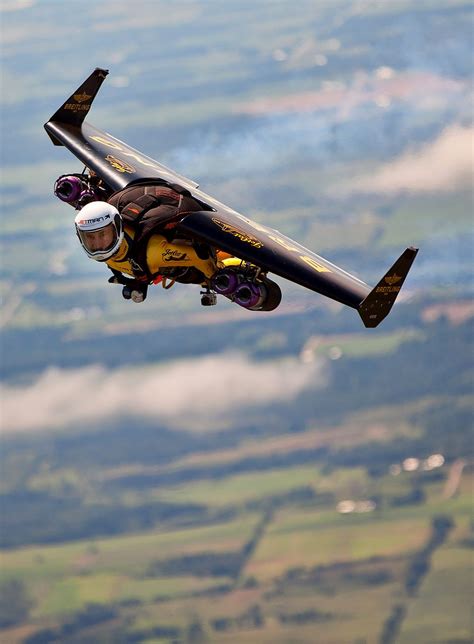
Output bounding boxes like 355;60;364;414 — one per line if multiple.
108;180;206;280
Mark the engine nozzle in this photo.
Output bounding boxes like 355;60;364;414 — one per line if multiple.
233;281;267;310
211;269;240;296
54;175;98;207
54;175;84;202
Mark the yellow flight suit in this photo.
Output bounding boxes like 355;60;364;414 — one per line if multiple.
106;225;219;281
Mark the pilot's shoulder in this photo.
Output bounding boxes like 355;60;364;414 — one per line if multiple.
123;223;136;238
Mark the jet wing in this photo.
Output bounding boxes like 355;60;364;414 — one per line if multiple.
44;68;199;193
45;68;418;327
179;209;370;308
178;209;418;326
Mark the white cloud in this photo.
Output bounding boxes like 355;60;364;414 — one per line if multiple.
0;353;326;434
344;124;473;195
0;0;36;12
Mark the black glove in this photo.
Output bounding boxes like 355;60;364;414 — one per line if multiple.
108;272;148;303
121;283;148;303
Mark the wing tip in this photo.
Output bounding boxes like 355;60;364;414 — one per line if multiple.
358;246;419;328
45;67;110;131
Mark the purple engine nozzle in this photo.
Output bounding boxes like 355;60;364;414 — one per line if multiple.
234;281;266;309
212;269;240;296
54;175;84;203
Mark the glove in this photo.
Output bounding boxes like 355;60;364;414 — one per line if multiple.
107;272;148;303
122;283;148;303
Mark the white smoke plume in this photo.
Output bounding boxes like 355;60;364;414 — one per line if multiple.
343;124;473;195
0;353;326;434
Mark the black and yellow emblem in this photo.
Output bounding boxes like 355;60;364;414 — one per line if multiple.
384;274;402;285
105;155;135;174
162;249;190;262
63;92;93;112
375;273;403;294
212;218;263;249
73;92;92;104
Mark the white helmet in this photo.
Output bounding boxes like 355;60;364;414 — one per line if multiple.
74;201;123;261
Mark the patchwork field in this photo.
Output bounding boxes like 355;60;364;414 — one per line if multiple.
246;514;430;582
1;462;471;643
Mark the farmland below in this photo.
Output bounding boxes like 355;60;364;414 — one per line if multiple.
1;308;472;643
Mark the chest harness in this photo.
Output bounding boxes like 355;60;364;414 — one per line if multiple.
106;181;204;291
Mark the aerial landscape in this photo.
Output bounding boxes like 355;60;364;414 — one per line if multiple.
0;1;472;643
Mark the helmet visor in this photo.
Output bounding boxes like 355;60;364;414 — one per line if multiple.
78;222;118;257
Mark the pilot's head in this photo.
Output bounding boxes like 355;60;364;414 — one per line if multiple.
74;202;123;261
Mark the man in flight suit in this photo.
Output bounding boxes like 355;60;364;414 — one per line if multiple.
73;181;222;303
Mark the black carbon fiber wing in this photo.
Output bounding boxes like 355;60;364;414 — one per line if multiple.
44;68;199;192
358;247;419;327
45;68;418;327
178;209;371;310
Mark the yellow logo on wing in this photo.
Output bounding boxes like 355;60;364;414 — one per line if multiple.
64;93;93;112
385;274;402;285
105;155;135;174
299;255;331;273
73;92;92;104
212;218;264;249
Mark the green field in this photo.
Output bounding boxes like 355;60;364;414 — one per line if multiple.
1;464;471;643
398;516;473;643
150;466;321;508
247;513;430;582
0;514;259;584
